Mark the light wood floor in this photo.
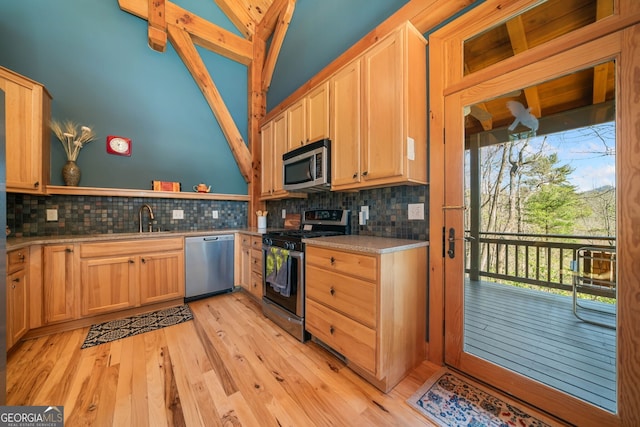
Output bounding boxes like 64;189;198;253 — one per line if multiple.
7;291;440;426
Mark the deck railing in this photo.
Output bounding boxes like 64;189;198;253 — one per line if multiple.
465;231;615;296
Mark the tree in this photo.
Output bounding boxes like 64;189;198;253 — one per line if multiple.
525;183;589;234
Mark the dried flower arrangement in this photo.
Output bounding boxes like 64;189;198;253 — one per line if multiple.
50;120;97;161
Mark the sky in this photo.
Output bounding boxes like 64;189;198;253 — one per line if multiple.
539;122;616;192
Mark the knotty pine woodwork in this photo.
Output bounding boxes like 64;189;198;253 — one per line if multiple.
7;292;441;426
262;0;294;91
147;0;167;52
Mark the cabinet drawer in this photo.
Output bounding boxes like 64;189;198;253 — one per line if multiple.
240;233;251;247
306;299;376;374
306;246;377;281
251;249;262;275
80;237;183;258
7;249;29;274
251;236;262;250
306;264;376;328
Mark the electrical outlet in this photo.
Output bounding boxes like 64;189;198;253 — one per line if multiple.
212;210;219;219
46;209;58;221
172;209;184;220
282;209;286;219
361;205;369;220
408;203;424;220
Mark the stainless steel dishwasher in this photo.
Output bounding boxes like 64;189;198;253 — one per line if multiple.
185;235;234;302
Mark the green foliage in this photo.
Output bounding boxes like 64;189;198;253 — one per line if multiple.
525;184;590;234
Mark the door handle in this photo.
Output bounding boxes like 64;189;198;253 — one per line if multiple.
448;227;456;259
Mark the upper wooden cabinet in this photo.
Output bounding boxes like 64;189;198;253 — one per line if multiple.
261;112;304;200
287;82;330;150
331;22;427;191
0;67;51;194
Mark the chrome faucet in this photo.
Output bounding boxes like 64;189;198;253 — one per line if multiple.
138;204;155;232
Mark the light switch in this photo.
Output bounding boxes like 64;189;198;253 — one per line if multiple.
212;210;219;219
408;203;424;220
172;209;184;220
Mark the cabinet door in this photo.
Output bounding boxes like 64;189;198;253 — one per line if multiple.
0;69;50;194
239;244;252;291
139;250;185;305
272;112;288;195
6;269;28;348
80;255;137;316
362;30;404;182
287;98;306;149
307;82;330;143
44;245;79;323
331;61;362;188
260;120;274;196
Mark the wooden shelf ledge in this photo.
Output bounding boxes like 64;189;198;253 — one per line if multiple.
45;185;249;201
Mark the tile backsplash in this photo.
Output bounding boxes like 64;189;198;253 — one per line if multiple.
6;194;248;237
265;185;429;241
6;184;428;240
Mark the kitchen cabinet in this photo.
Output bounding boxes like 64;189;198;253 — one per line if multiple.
238;234;252;291
305;243;427;392
331;22;427;191
79;238;184;316
43;244;79;324
261;112;289;199
0;66;51;194
6;249;29;349
237;233;263;300
249;236;264;300
287;82;330;150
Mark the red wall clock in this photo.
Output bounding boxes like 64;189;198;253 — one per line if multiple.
106;135;132;156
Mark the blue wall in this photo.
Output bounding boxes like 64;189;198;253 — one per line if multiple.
267;0;409;110
0;0;248;194
1;0;411;194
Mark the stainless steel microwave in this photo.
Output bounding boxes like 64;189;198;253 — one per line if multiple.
283;139;331;192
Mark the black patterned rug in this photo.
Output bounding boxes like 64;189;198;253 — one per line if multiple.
81;305;193;349
408;368;555;427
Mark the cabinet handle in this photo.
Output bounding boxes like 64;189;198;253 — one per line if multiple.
352;172;358;179
18;253;25;261
141;258;147;264
300;140;304;146
330;256;335;265
329;287;335;296
329;326;335;335
33;181;39;188
129;259;135;264
65;248;73;253
362;171;368;176
12;278;20;283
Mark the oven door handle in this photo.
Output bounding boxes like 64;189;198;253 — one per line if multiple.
262;245;304;260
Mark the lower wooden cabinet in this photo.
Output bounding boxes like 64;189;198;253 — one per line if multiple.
238;233;263;300
305;243;427;392
43;244;79;324
79;238;184;316
6;249;29;349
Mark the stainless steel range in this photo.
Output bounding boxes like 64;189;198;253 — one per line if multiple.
262;209;350;342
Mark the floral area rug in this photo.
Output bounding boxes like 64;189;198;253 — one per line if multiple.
81;305;193;349
407;368;556;427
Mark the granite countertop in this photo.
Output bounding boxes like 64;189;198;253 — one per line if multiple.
6;227;272;251
302;235;429;254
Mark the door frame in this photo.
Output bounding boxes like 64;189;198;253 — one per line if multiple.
428;1;640;425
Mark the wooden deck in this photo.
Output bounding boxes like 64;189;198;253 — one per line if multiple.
464;279;616;413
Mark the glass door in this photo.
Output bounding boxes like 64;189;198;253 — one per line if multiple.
443;35;622;426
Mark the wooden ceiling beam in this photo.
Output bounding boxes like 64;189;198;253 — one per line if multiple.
167;24;252;183
214;0;255;39
256;0;289;40
119;0;253;64
505;15;542;118
262;0;295;91
593;0;614;104
147;0;167;52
